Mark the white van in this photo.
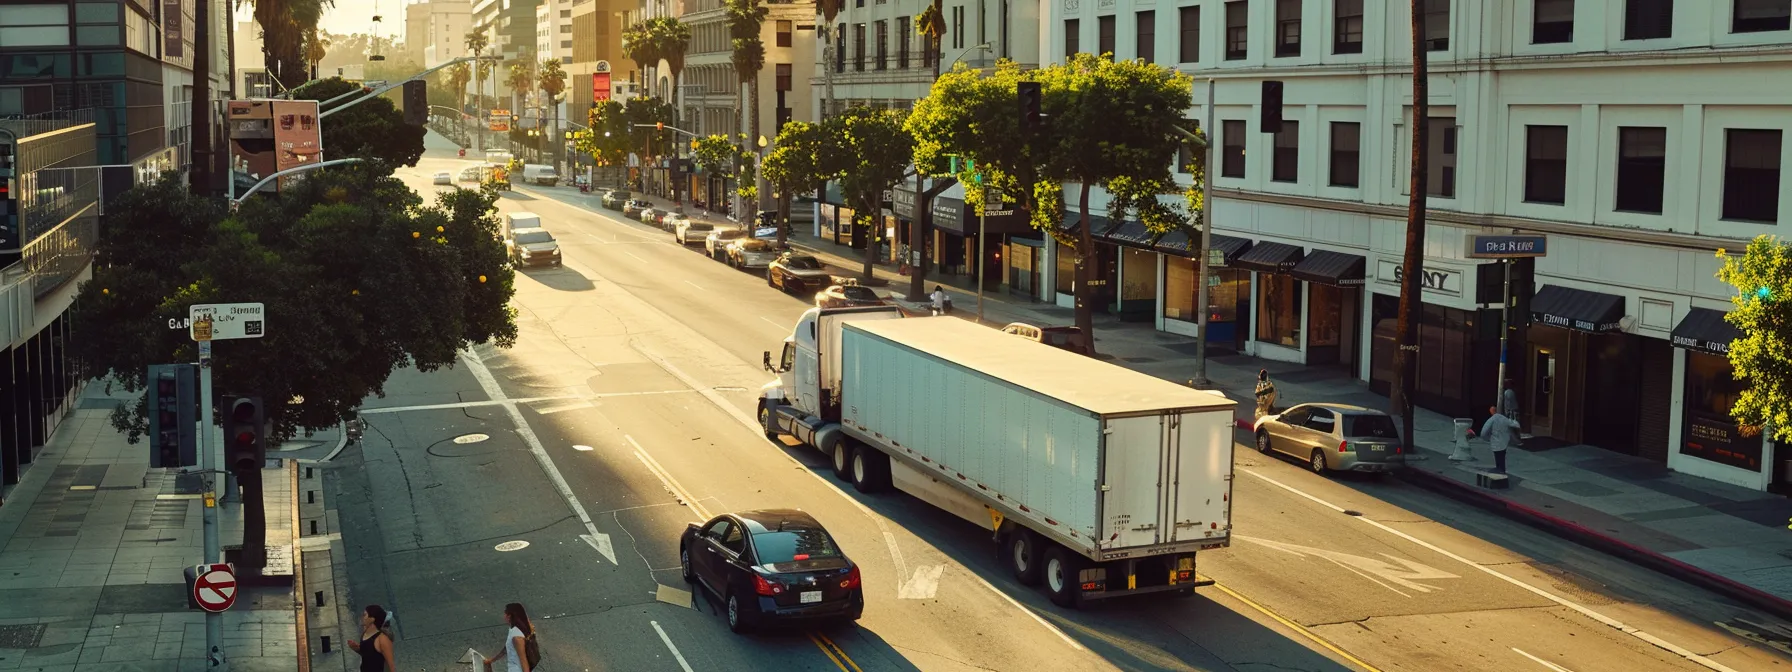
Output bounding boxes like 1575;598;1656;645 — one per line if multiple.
502;212;542;240
522;164;559;186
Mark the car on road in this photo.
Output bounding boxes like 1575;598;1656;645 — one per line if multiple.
639;207;662;225
505;228;562;268
815;283;884;308
1001;323;1090;356
432;171;453;185
457;166;483;183
767;253;833;294
522;164;559;186
662;212;691;231
602;190;632;209
1253;403;1405;475
622;200;652;218
727;238;781;270
705;228;748;259
675;219;715;245
679;509;863;633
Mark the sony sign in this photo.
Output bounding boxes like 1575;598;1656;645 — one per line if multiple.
1375;259;1462;297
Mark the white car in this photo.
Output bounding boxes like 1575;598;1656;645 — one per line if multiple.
638;207;660;225
432;171;453;185
675;219;715;245
705;228;748;259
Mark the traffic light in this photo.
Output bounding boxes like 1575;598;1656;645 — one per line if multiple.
403;80;428;126
1261;81;1284;134
146;364;198;468
224;396;267;472
656;122;664;131
1017;81;1042;131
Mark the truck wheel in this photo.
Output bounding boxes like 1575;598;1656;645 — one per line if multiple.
1043;546;1084;608
828;438;853;480
756;402;778;439
850;448;889;493
1007;531;1043;586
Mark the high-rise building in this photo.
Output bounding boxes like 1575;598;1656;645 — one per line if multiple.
407;0;473;68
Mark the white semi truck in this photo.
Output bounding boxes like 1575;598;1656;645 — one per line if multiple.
758;308;1237;607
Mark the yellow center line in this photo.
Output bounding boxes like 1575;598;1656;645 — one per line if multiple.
1211;580;1384;672
808;631;864;672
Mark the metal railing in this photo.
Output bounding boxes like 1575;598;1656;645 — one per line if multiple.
0;109;96;140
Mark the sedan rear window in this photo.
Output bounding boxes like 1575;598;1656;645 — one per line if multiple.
752;528;842;564
514;231;555;244
785;256;822;270
686;222;713;232
716;229;745;239
1344;414;1400;439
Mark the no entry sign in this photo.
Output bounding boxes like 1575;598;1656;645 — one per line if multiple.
186;563;238;612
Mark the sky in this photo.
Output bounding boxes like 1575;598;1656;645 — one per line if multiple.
236;0;406;44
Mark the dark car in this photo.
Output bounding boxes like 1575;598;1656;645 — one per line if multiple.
816;283;883;308
602;190;633;209
622;199;653;218
679;509;863;633
767;253;833;294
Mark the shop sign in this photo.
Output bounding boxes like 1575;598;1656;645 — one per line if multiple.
1375;259;1461;297
892;187;917;219
1672;334;1729;356
1681;411;1762;472
931;197;964;233
1466;234;1548;259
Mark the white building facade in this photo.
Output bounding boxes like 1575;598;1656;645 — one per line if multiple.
414;1;474;68
1033;0;1792;492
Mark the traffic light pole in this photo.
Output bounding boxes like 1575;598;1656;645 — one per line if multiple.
197;338;226;669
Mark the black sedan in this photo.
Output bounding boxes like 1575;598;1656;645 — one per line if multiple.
679;509;863;634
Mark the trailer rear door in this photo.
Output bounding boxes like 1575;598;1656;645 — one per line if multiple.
1100;412;1232;552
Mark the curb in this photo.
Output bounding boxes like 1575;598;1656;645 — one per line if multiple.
1396;466;1792;622
291;461;311;672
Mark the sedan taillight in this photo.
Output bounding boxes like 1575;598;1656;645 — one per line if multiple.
841;566;861;589
1339;440;1349;453
753;573;784;596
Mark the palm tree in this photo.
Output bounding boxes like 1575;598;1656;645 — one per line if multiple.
726;0;768;215
647;18;692;203
622;22;661;100
917;0;946;79
466;28;491;150
506;62;535;118
908;0;949;301
538;57;567;166
1392;0;1432;451
443;62;473;143
302;30;328;81
248;0;329;90
817;0;843;119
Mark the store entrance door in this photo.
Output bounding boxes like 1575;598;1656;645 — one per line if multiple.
1529;346;1557;437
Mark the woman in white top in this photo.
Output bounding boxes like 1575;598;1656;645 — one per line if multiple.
482;602;536;672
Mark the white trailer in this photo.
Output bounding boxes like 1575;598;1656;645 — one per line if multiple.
759;314;1236;607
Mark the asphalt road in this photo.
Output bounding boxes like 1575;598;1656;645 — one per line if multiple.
323;142;1792;672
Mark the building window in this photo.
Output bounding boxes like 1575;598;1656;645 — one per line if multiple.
1429;120;1457;198
1734;0;1792;33
953;6;964;49
1681;352;1764;472
1178;7;1200;63
1225;1;1248;59
1222;119;1246;178
978;0;988;46
1533;0;1575;44
1615;127;1666;214
836;23;847;72
1334;0;1364;53
1425;0;1451;50
1329;121;1360;188
897;17;911;67
1723;129;1782;223
0;4;71;47
1065;19;1080;56
1275;0;1301;57
776;64;792;91
1055;240;1077;294
778;20;792;47
1272;120;1299;183
854;23;866;70
1098;15;1116;56
1257;273;1302;347
1136;11;1155;63
1524;125;1568;205
876;20;888;69
1624;0;1673;39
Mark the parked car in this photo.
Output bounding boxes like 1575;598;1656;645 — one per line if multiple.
432;171;453;185
638;207;660;224
767;253;833;294
622;200;652;218
457;166;484;183
675;219;716;245
602;190;633;209
662;212;691;231
522;164;559;186
679;509;863;633
505;228;562;268
815;282;884;308
706;228;749;259
1253;403;1405;475
727;238;781;270
1001;323;1090;356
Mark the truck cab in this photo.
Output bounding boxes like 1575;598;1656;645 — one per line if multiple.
760;305;903;440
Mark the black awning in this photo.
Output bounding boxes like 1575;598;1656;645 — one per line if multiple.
1060;213;1112;238
1095;219;1158;249
1531;285;1626;333
1154;231;1253;262
1290;250;1367;287
1232;241;1305;274
1670;308;1742;357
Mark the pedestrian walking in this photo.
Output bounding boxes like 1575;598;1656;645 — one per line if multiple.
1480;405;1521;474
344;605;396;672
1254;370;1278;420
930;286;948;316
483;603;540;672
1500;382;1522;426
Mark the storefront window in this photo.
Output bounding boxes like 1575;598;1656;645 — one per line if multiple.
1681;352;1763;472
1121;248;1155;302
1165;255;1197;321
1370;294;1489;418
1309;284;1343;347
820;204;840;240
1056;240;1078;294
1008;240;1040;297
1257;273;1302;347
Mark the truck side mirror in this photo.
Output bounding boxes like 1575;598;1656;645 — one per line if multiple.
763;351;775;373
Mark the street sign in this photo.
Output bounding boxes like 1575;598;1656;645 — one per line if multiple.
1466;234;1547;259
187;563;238;612
982;188;1014;217
189;303;266;342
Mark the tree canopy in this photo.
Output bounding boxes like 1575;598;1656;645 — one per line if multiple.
762;121;828;245
293;78;426;169
826;106;913;279
1716;236;1792;441
71;168;518;442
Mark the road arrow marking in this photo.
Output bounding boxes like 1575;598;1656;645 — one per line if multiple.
898;564;944;600
581;533;618;566
1234;535;1460;596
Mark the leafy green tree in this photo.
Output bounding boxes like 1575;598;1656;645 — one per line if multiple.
691;133;754;204
761;121;828;247
575;101;632;176
1716;236;1792;441
620;97;677;192
292;78;425;169
825;106;913;280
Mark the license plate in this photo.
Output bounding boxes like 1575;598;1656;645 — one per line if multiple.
800;591;822;604
1365;444;1386;453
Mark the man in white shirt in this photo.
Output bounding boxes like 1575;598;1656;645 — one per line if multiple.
1480;405;1520;474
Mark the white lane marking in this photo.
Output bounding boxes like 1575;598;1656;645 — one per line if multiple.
760;317;786;329
684;280;704;291
626;250;647;263
897;564;944;600
1232;535;1459;596
1242;468;1742;672
532;400;595;415
359;390;694;415
651;621;696;672
1513;649;1577;672
627;435;712;521
461;349;619;566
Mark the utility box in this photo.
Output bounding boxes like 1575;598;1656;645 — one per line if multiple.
228;99;324;193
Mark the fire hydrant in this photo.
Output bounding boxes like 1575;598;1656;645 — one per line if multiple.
1450;418;1475;462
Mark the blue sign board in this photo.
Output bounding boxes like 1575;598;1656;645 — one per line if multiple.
1466;235;1547;259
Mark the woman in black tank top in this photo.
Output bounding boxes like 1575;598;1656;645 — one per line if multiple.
347;604;396;672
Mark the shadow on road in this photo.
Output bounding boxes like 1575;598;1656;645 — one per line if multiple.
500;191;538;201
518;266;596;292
685;583;924;672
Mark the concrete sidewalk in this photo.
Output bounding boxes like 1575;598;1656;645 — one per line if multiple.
0;384;305;671
781;229;1792;620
